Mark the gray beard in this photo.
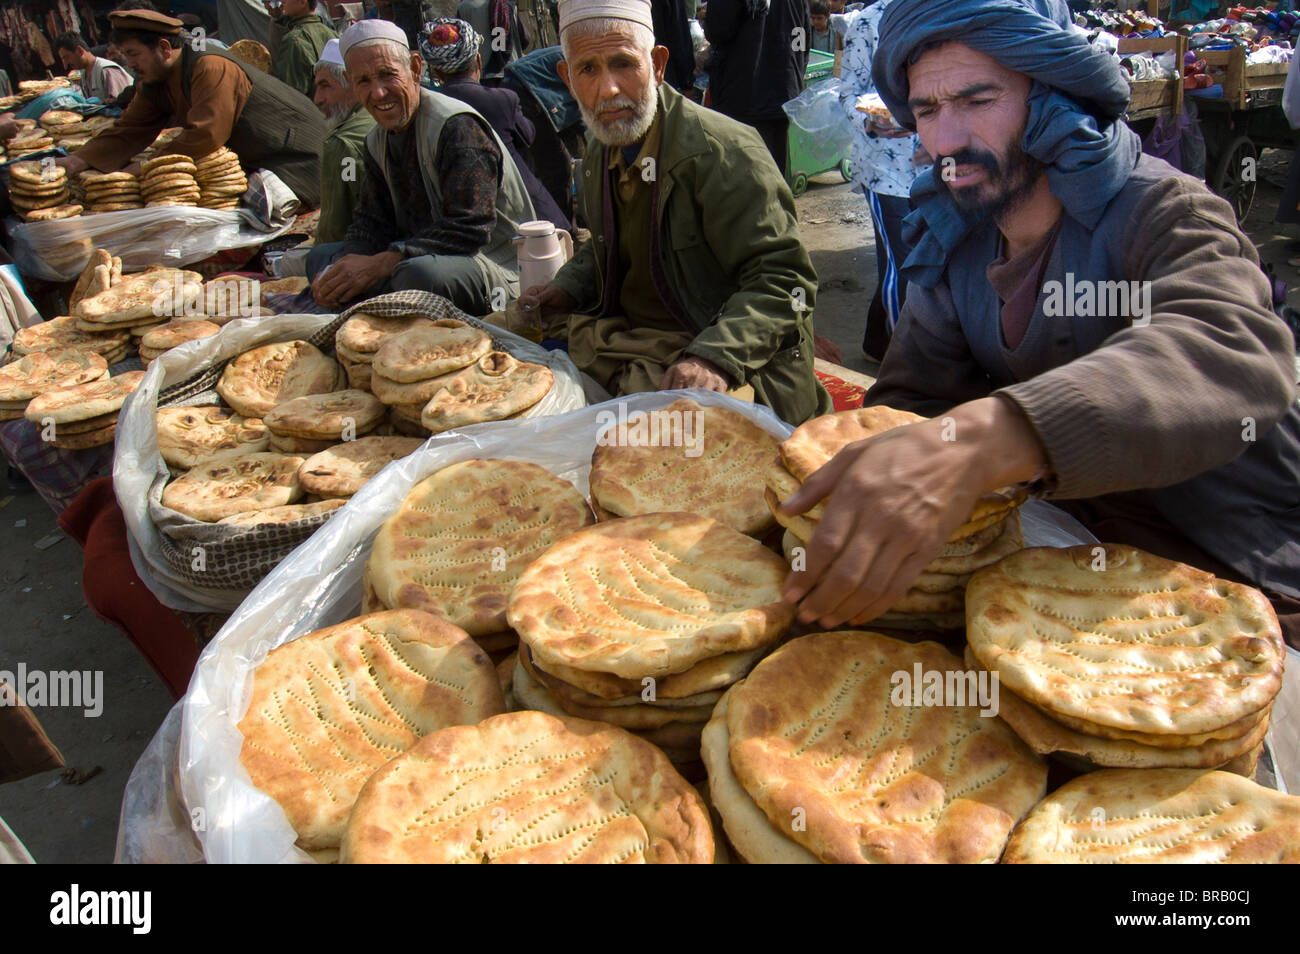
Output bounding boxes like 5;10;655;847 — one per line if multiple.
580;82;659;148
322;102;353;127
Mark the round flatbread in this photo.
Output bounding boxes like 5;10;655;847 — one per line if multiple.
49;422;116;449
216;340;341;418
268;433;340;454
156;406;269;470
0;349;107;402
8;161;65;185
368;458;594;636
161;451;305;522
297;435;424;497
369;369;451;406
509;512;794;680
340;710;713;863
10;177;69;196
590;398;780;537
141;154;197;176
24;370;143;425
522;643;767;702
727;631;1047;864
336;312;430;356
263;389;387;440
12;317;128;356
139;319;220;353
10;191;66;211
83;171;135;185
521;646;724;710
966;545;1286;738
1003;769;1300;864
371;318;491;383
88;202;145;213
216;497;346;527
237;609;505;850
22;203;81;222
419;351;553;432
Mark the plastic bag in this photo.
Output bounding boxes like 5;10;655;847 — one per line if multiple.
8;205;299;282
783;77;855;154
115;390;1104;863
113;297;587;613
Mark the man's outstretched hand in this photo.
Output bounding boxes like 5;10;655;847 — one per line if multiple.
311;251;399;310
780;396;1047;628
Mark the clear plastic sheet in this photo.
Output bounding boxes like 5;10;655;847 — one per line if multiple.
114;391;1112;863
114;310;586;613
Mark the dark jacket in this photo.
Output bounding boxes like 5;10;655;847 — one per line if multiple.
551;83;831;425
439;78;570;229
704;0;809;121
653;0;697;91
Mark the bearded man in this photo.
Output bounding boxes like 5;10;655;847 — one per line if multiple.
517;0;829;425
313;37;376;244
780;0;1300;648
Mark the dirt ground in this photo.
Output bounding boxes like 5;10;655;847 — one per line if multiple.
1;152;1297;864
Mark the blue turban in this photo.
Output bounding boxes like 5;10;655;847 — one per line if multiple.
871;0;1142;288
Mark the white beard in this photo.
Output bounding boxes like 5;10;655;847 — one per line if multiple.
580;81;660;148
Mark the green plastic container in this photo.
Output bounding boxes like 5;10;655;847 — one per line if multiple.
787;51;851;195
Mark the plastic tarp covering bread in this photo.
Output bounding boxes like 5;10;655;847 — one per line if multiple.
9;170;301;282
115;391;1110;863
113;291;586;614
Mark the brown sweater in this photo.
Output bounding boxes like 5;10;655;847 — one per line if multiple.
867;154;1300;597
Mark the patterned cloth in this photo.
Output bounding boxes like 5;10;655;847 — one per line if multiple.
420;18;482;74
837;0;927;199
340;114;503;260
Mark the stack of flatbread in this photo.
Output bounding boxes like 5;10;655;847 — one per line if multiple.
10;317;129;366
702;631;1048;863
1003;769;1300;863
589;398;779;536
138;319;221;366
7;129;55;159
22;370;144;449
215;340;342;418
202;277;262;325
237;609;506;862
156;406;269;470
82;171;143;214
418;351;553;434
69;249;124;312
965;544;1285;775
39;110;87;150
0;349;108;422
508;511;795;773
161;451;306;521
7;160;79;222
73;265;204;339
140;154;200;208
261;389;386;453
365;458;594;659
368;319;493;434
341;710;714;864
767;406;1027;629
194;147;247;211
297;435;424;499
334;312;427;391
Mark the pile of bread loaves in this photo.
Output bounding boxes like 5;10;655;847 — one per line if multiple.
222;401;1298;863
0;349;143;448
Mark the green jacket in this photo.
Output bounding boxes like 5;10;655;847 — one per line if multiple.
272;14;337;98
552;83;830;425
317;104;376;244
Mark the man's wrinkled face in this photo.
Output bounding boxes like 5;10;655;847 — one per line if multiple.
907;43;1043;223
314;67;356;123
346;42;423;132
558;30;667;147
118;37;175;84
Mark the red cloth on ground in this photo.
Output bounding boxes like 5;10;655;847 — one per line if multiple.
58;478;201;701
815;369;867;411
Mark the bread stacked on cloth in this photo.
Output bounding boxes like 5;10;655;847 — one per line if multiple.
140;154;200;208
588;398;780;537
965;545;1285;774
73;264;204;339
365;458;595;658
193;147;247;210
156;406;269;470
0;349;108;422
369;319;491;432
702;630;1048;863
260;389;386;453
82;171;143;214
1003;769;1300;863
23;370;145;449
162;451;307;521
333;311;428;391
10;316;129;365
7;129;55;160
215;340;343;418
138;319;221;366
767;406;1027;629
236;609;506;861
297;436;424;499
340;710;714;863
508;511;795;774
6;160;80;222
39;110;110;152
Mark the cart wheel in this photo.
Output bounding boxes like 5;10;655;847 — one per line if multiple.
790;172;808;197
839;158;853;182
1210;135;1258;223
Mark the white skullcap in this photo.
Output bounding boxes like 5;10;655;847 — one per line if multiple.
318;37;345;67
557;0;654;34
339;19;410;58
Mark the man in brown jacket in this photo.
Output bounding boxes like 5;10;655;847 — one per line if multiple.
782;0;1300;646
